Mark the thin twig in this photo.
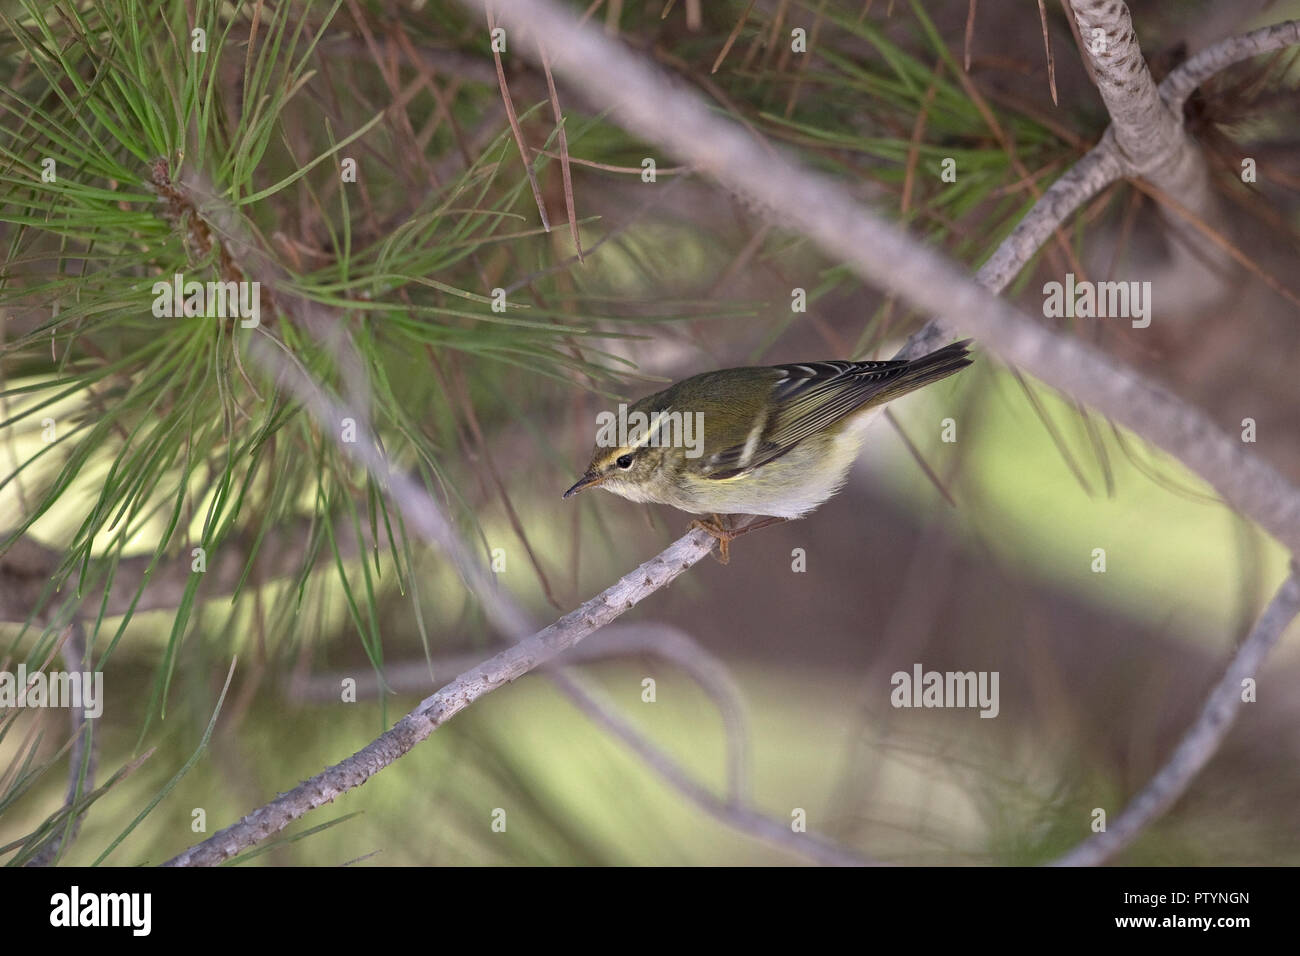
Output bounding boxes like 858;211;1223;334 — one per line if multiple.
165;527;856;866
1160;18;1300;113
1052;570;1300;866
24;620;97;867
540;44;583;261
711;0;756;74
288;622;752;802
485;3;551;231
963;0;976;71
160;172;875;867
546;667;873;865
1037;0;1057;105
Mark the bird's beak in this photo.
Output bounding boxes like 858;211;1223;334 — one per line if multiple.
563;470;604;499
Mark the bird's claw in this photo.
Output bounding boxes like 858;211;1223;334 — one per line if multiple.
689;514;736;564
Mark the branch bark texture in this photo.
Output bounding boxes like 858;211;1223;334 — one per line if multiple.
1053;570;1300;867
163;530;717;866
1065;0;1225;274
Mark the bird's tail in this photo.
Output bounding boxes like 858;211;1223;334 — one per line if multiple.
863;339;973;407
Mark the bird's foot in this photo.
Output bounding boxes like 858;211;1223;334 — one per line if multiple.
688;514;789;565
689;514;735;564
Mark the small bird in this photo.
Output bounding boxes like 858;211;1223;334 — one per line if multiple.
564;339;973;561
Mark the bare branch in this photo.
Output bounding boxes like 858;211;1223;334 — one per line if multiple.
1067;0;1183;178
1053;569;1300;867
24;620;98;867
289;623;752;801
908;13;1300;355
546;667;875;866
1065;0;1237;285
163;530;705;867
974;148;1122;296
161;235;873;865
0;519;368;624
1160;18;1300;112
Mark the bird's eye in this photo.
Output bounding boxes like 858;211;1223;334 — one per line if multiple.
616;453;634;470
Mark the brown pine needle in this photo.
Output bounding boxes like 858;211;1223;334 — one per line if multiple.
530;148;689;176
1132;179;1300;311
738;25;766;74
1013;369;1096;497
963;0;976;71
784;0;827;118
1038;0;1058;105
988;157;1067;197
1061;0;1098;88
434;349;565;612
660;0;676;21
712;0;756;74
902;59;943;214
686;0;701;31
884;409;957;508
243;0;263;103
540;46;583;262
486;6;550;232
764;0;791;71
945;58;1084;278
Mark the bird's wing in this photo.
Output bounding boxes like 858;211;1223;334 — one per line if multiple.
700;360;906;480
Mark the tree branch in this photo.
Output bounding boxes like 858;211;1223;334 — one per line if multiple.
1160;18;1300;112
289;622;752;802
23;620;98;867
1064;1;1285;288
1066;0;1185;179
900;12;1300;361
155;190;874;862
974;148;1122;295
545;666;875;866
1052;568;1300;866
165;531;734;867
0;518;373;624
